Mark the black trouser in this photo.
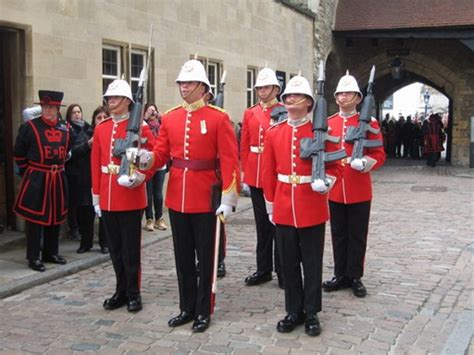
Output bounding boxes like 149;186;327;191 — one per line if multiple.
77;205;106;249
67;205;78;233
250;186;280;275
329;200;371;279
219;225;226;263
145;169;166;220
102;210;143;298
169;209;216;317
26;221;60;260
275;223;325;316
426;152;438;167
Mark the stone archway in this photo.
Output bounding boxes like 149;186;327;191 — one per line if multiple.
325;37;474;166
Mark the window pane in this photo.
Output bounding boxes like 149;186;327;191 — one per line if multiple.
103;48;118;76
103;78;114;95
247;70;252;89
131;80;139;97
208;64;216;86
247;91;251;108
131;53;144;79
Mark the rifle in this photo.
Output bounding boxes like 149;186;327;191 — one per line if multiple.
300;60;346;184
113;24;154;177
345;65;383;161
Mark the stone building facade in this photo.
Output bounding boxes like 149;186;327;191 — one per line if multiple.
0;0;321;230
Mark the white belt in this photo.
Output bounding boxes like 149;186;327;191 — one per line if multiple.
278;173;312;185
101;164;120;175
250;146;264;154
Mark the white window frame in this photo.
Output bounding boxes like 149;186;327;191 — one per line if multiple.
130;49;147;100
207;61;220;95
102;45;121;92
247;67;257;107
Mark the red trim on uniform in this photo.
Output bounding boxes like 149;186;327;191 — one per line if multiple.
28;120;44;163
16;169;49;216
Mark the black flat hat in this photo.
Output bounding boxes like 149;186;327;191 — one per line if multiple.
35;90;65;107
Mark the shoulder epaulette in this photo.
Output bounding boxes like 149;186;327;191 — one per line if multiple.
268;119;287;130
249;103;259;109
208;104;226;113
164;105;181;115
327;113;338;120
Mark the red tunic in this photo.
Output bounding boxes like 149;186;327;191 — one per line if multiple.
13;117;70;225
151;101;240;213
262;119;342;228
327;113;386;204
240;100;284;188
91;117;155;211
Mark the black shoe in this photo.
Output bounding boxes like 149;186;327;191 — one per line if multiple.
305;314;321;336
277;273;284;289
217;262;226;278
127;296;142;312
28;259;46;272
351;278;367;298
42;254;67;264
192;315;210;333
76;247;91;254
103;293;127;310
100;247;109;254
322;276;351;292
168;311;194;327
244;271;272;286
276;313;305;333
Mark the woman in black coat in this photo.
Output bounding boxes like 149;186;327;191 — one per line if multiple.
66;105;108;253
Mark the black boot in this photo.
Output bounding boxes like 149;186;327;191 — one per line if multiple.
322;276;351;292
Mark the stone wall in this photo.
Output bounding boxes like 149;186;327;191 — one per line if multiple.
0;0;315;123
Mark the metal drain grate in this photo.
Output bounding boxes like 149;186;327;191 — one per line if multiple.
411;185;448;192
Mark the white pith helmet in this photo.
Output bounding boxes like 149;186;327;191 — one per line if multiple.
281;75;315;112
103;79;135;103
176;59;211;92
254;67;280;92
334;70;362;97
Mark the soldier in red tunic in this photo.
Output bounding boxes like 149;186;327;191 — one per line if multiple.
14;90;69;272
240;67;283;288
322;72;386;297
262;75;342;336
91;79;155;312
138;59;240;332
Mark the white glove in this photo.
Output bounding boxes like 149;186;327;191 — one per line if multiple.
350;158;367;171
268;213;275;226
94;204;102;218
117;171;146;188
215;204;233;221
126;148;154;170
311;179;329;194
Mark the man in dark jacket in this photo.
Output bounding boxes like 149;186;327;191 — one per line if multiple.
13;90;70;272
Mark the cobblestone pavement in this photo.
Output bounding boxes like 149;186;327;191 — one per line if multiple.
0;164;472;354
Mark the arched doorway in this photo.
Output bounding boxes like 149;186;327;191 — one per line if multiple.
324;37;473;166
378;80;451;165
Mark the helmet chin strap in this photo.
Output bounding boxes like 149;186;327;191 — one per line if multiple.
107;96;125;109
182;82;204;101
335;93;359;108
259;86;278;103
286;97;308;108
